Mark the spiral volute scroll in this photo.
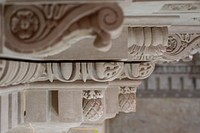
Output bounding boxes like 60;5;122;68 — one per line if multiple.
5;3;124;56
93;4;124;52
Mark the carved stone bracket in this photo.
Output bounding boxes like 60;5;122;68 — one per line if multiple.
128;27;168;61
127;27;200;62
82;90;104;122
4;3;124;56
119;86;137;113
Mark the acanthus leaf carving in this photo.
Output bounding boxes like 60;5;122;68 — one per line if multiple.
128;27;168;61
5;3;124;56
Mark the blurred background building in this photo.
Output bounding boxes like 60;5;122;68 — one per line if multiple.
106;54;200;133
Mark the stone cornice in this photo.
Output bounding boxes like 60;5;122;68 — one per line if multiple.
0;60;155;87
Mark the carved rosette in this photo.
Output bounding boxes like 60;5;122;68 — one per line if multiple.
119;86;136;113
82;90;104;121
163;33;200;61
128;27;168;61
4;3;124;56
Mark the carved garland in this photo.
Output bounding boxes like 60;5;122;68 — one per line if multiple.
4;3;124;55
128;27;168;61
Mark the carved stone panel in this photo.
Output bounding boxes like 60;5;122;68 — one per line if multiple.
119;86;136;113
82;90;104;122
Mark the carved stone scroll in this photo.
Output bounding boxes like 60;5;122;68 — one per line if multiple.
128;27;168;61
163;33;200;61
4;3;124;56
82;90;104;122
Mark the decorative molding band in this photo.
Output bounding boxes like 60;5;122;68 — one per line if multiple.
82;90;104;121
127;27;200;62
0;60;155;86
4;3;123;55
160;3;200;12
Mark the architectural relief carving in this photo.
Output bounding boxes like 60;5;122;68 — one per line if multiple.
119;86;136;113
1;1;200;133
120;62;155;80
88;62;124;82
163;33;200;61
0;61;155;86
128;27;168;61
82;90;104;122
161;3;200;12
4;3;123;55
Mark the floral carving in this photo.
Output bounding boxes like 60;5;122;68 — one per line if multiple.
11;10;39;40
167;36;177;52
128;27;168;61
83;90;103;100
0;61;156;87
119;86;136;94
123;62;155;80
88;62;124;82
161;3;200;12
5;4;123;55
163;33;200;61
